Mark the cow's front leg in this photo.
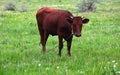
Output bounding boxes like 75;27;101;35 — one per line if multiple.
58;35;63;56
41;31;49;53
67;36;73;56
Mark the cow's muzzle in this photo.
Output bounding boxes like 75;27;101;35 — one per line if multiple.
74;34;81;37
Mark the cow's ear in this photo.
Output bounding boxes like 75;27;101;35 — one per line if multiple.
82;18;89;24
67;16;73;24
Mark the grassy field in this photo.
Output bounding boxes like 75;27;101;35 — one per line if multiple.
0;0;120;75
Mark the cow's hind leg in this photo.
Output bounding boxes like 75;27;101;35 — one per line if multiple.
41;31;49;53
58;35;63;56
39;29;44;45
40;31;49;53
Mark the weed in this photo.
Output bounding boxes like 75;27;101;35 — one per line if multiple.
4;1;16;11
18;4;29;12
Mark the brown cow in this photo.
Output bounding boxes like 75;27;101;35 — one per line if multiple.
36;7;89;56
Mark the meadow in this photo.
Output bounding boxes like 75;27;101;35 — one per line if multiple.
0;0;120;75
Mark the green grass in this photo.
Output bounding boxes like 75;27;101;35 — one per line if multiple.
0;0;120;75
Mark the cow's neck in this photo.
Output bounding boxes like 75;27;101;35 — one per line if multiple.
64;33;73;41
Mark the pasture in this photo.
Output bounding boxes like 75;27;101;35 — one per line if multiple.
0;0;120;75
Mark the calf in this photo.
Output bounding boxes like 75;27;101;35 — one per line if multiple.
36;7;89;56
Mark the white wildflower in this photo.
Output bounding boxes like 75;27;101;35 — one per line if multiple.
46;67;49;70
116;71;120;74
38;64;41;67
112;60;115;63
57;66;59;69
113;62;117;68
80;71;84;74
113;64;116;68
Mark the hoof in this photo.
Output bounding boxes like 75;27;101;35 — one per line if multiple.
67;53;71;56
58;53;61;56
41;50;46;54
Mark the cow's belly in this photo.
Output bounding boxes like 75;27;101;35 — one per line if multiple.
43;20;58;36
45;27;58;36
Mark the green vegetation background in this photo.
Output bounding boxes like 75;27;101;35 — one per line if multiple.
0;0;120;75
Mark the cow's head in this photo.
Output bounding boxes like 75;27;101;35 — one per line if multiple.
69;16;89;37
